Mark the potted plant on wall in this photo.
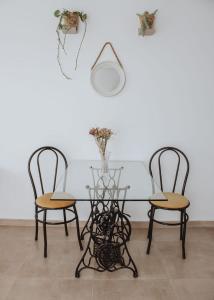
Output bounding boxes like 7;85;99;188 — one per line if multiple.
137;10;157;36
54;9;87;79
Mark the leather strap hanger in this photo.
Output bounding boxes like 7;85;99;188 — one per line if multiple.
91;42;124;70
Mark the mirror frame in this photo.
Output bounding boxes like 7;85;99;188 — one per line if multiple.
90;61;126;97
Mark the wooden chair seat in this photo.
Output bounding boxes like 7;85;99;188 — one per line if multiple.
36;193;75;209
28;146;83;257
150;192;189;210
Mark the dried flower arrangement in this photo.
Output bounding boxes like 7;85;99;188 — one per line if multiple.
137;10;157;36
54;9;87;79
89;128;113;159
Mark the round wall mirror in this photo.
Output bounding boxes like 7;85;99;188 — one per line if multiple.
90;61;126;97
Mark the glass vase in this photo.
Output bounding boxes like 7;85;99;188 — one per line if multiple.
100;152;109;174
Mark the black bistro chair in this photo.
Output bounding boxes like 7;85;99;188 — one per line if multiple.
146;146;190;259
28;146;83;257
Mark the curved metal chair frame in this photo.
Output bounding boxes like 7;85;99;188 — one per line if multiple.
28;146;83;257
146;146;190;259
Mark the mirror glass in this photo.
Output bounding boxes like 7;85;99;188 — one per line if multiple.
91;61;126;97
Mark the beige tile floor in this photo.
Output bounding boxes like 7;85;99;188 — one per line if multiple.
0;225;214;300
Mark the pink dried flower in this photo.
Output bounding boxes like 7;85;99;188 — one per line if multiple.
89;127;113;139
89;127;113;156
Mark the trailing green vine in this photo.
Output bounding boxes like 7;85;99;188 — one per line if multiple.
54;9;87;79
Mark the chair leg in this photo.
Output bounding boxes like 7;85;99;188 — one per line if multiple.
73;204;83;251
180;210;183;241
35;205;38;241
147;207;152;239
147;205;155;239
146;206;155;255
182;209;187;259
43;209;47;258
63;209;69;237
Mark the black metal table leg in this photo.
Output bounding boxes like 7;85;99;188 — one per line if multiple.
80;211;92;241
75;200;138;278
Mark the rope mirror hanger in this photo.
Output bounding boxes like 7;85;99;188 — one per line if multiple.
90;42;126;97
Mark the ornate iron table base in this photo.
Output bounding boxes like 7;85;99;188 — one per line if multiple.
75;201;138;278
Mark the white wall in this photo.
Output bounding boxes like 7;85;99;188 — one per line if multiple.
0;0;214;221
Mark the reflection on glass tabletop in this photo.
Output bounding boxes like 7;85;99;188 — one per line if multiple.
51;160;167;202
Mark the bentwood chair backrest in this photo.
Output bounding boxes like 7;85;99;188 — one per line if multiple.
28;146;68;199
149;146;189;195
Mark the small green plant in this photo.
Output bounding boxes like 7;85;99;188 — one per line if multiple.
137;10;157;36
54;9;87;79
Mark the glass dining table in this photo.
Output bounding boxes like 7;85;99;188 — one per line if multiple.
51;160;167;278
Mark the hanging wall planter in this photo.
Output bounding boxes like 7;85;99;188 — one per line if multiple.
54;9;87;79
137;10;157;36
